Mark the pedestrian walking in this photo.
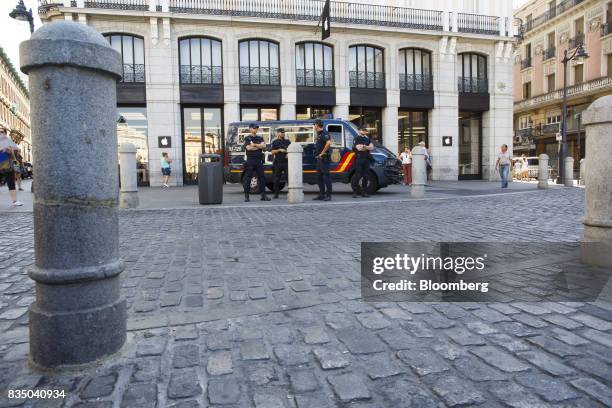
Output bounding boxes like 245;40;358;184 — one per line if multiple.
13;150;24;191
242;123;271;202
313;119;332;201
351;126;374;198
0;127;23;207
424;144;433;182
161;152;172;188
270;128;291;199
495;144;512;188
399;146;412;185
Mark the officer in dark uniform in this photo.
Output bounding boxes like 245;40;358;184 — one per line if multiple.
313;119;332;201
270;128;291;199
242;123;271;202
351;126;374;198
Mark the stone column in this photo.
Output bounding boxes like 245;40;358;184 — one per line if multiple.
581;96;612;267
287;143;304;204
564;157;574;187
538;153;549;189
20;21;126;368
411;146;427;198
119;143;139;209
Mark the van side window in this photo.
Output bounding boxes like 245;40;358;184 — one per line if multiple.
344;125;355;148
327;124;343;146
284;125;315;144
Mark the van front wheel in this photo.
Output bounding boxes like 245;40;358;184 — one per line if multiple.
266;182;285;192
351;171;378;195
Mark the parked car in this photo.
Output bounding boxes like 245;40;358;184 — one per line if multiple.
225;119;402;194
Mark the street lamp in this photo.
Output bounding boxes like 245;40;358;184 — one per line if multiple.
9;0;35;34
557;43;589;184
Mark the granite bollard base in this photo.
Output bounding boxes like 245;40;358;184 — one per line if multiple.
120;191;139;209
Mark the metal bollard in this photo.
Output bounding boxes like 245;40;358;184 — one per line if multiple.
579;158;585;186
287;142;304;203
581;95;612;267
538;153;549;189
411;146;427;198
20;21;126;368
119;143;139;208
564;157;574;187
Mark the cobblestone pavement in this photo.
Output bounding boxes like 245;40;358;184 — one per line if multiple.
1;187;612;407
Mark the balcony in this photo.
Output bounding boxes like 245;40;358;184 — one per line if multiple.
542;123;560;134
521;0;585;34
542;46;556;60
85;0;148;10
296;69;334;87
399;74;433;91
239;67;280;86
179;65;222;84
458;77;488;93
568;33;585;49
602;23;611;37
515;76;612;112
349;71;385;89
520;57;532;70
457;13;500;35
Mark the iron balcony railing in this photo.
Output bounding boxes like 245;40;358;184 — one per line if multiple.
458;76;488;93
239;67;280;86
399;74;433;92
522;0;585;34
349;71;385;89
542;46;556;60
517;128;533;138
520;57;532;70
602;23;611;37
179;65;223;84
568;33;585;49
457;13;499;35
542;123;560;134
296;69;334;87
84;0;148;10
121;63;145;83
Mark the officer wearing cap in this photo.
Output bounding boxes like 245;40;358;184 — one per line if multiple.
352;126;374;198
242;123;271;202
313;119;332;201
270;128;291;199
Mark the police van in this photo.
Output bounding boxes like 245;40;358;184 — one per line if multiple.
224;119;401;194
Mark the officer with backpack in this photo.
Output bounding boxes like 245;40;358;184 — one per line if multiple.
351;126;374;198
0;127;23;207
242;123;271;202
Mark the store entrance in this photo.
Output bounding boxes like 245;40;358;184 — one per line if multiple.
398;110;428;152
181;106;223;185
458;112;482;180
349;107;382;144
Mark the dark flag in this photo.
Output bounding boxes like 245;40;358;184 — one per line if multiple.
321;0;331;40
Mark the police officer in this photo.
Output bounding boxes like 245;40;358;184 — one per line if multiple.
352;126;374;198
313;119;332;201
270;128;291;199
242;123;271;202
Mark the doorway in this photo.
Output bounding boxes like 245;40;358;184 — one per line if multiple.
181;106;224;184
458;112;482;180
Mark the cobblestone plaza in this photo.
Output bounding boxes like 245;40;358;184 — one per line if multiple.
1;187;612;407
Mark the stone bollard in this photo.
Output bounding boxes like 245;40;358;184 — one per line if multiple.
287;142;304;203
411;146;427;198
579;158;585;186
119;143;139;208
20;21;126;368
538;154;549;189
564;157;574;187
581;95;612;267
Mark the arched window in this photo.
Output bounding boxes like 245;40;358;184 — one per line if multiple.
239;39;280;85
179;37;223;84
348;45;384;89
295;42;334;87
104;34;145;83
458;53;488;93
398;48;432;91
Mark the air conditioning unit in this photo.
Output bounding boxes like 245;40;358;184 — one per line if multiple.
514;135;523;144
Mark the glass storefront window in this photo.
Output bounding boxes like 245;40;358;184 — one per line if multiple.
349;107;382;144
240;107;279;121
117;107;149;186
182;107;224;184
296;106;332;120
458;112;482;179
398;110;428;152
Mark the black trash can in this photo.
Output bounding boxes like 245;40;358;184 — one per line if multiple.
198;154;223;204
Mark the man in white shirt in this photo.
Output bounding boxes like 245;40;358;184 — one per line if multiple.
495;144;512;188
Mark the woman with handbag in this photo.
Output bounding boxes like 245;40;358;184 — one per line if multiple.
0;127;23;207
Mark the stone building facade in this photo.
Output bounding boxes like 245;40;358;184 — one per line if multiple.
514;0;612;174
0;47;31;163
38;0;514;186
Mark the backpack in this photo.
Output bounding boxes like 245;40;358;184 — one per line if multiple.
0;151;12;173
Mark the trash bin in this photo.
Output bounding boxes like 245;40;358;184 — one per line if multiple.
198;154;223;204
